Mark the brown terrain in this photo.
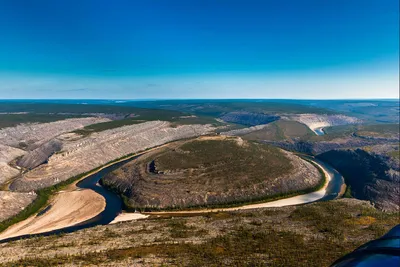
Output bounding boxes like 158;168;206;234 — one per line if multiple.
0;191;37;222
101;136;322;209
0;118;214;223
0;189;105;240
0;198;398;266
10;121;214;192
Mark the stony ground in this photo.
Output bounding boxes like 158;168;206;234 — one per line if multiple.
0;199;398;266
0;192;36;222
101;136;322;209
289;114;361;133
0;117;110;149
10;121;214;192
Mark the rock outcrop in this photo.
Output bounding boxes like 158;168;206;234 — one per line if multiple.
290;114;361;133
101;137;322;209
0;191;36;222
317;149;400;211
0;117;110;149
17;139;63;170
0;144;25;185
10;121;215;192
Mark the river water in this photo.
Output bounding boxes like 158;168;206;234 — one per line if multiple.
0;153;344;243
314;127;325;136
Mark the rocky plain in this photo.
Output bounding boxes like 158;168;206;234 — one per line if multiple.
0;117;214;222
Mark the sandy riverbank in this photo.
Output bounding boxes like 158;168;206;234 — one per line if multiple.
0;189;105;240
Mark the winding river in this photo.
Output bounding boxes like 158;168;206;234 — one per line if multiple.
314;127;326;136
0;154;344;243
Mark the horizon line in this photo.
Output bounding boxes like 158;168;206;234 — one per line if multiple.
0;98;399;101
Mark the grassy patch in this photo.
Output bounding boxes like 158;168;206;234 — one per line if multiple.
0;148;152;234
121;156;327;212
3;200;399;266
343;185;353;198
104;139;328;211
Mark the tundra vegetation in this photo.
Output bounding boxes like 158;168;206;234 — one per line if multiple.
101;137;322;210
0;100;398;266
0;199;398;266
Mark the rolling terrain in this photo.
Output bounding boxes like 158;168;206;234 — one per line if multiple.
0;100;398;266
101;136;323;210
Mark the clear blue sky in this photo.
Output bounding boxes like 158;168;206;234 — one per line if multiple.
0;0;398;99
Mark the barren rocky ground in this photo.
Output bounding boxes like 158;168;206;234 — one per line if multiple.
289;114;362;133
0;192;36;222
0;144;25;185
0;117;110;149
10;121;214;192
101;136;322;209
0;199;398;266
318;148;400;211
0;117;214;224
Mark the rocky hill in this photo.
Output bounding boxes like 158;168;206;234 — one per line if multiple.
10;121;214;192
101;136;322;210
289;114;361;133
17;139;63;170
317;149;399;211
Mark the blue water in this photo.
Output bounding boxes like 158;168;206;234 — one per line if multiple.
314;127;325;136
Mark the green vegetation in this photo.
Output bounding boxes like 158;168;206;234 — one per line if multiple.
0;149;148;234
0;113;85;129
104;138;325;210
74;114;220;136
357;123;399;134
105;140;326;211
317;149;389;201
156;139;291;178
124;100;336;116
343;185;353;198
4;200;398;266
243;120;315;141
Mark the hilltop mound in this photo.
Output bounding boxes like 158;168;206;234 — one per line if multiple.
101;136;322;209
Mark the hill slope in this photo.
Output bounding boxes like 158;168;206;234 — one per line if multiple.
101;137;322;209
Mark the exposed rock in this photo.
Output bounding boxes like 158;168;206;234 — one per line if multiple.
0;117;110;149
101;137;322;209
0;144;25;185
264;137;393;155
17;139;63;170
317;149;400;211
10;121;215;192
290;114;361;133
221;124;269;136
0;191;36;222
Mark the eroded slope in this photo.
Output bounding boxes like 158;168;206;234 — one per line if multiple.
101;136;322;209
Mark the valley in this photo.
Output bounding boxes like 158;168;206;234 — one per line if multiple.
0;100;398;266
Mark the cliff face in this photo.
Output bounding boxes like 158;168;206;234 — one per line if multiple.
17;139;63;170
317;149;399;211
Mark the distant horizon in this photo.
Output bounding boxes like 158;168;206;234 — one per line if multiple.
0;1;398;99
0;98;398;101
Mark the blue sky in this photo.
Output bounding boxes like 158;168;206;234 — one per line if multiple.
0;0;398;99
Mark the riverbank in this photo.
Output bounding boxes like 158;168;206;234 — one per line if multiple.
0;146;343;242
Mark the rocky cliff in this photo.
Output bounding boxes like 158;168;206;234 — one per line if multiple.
317;149;399;211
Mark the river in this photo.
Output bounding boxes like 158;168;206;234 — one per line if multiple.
314;127;325;136
0;154;344;243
